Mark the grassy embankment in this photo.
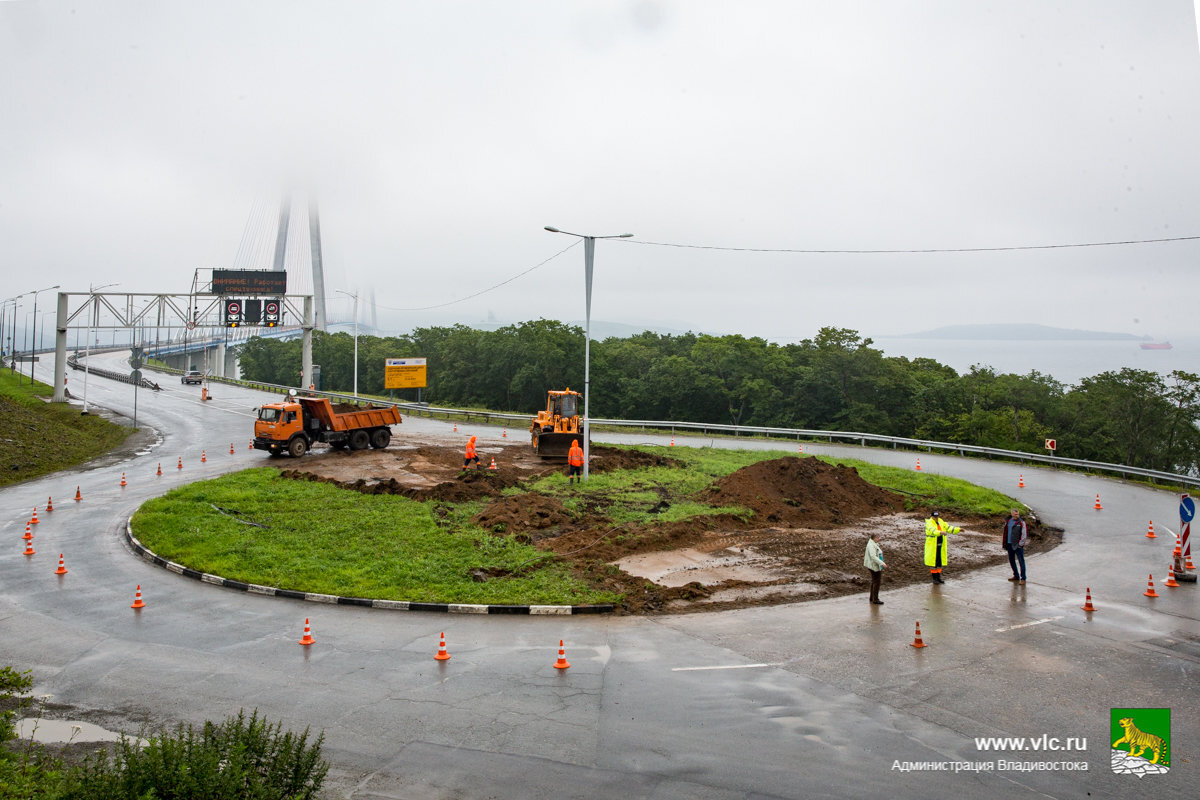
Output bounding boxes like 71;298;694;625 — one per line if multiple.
0;369;130;488
132;446;1017;605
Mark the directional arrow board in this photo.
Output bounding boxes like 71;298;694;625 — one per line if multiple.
1182;494;1195;523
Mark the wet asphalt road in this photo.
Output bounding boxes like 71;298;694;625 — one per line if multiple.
1;355;1196;799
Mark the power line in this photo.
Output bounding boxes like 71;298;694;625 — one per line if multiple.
374;240;582;313
620;234;1200;254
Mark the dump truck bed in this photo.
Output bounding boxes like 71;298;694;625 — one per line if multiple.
297;397;402;432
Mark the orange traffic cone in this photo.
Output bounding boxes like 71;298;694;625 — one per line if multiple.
1018;474;1024;488
1186;552;1196;571
1146;521;1156;539
553;639;571;669
488;457;498;470
298;618;315;646
670;436;675;447
177;457;183;470
75;486;82;502
156;462;162;476
54;553;67;575
915;458;922;471
502;428;507;438
1081;587;1096;612
131;585;146;609
22;523;33;541
22;537;35;556
45;496;53;513
453;422;458;432
910;621;928;648
230;443;235;455
120;472;127;487
1143;574;1159;597
1093;493;1102;510
30;507;39;524
1164;566;1180;588
248;440;253;450
201;450;207;463
434;631;451;661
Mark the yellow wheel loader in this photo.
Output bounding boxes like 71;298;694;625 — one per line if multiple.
530;388;587;459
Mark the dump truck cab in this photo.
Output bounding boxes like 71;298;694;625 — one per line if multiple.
255;400;309;457
530;388;586;459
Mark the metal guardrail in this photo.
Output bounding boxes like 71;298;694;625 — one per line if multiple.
66;354;161;391
121;364;1200;489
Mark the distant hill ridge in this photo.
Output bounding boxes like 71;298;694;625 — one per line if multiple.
893;323;1144;341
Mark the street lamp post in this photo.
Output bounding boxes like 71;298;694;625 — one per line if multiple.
543;226;633;480
27;284;60;385
336;289;359;398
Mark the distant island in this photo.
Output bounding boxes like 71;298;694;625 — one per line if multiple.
890;323;1144;341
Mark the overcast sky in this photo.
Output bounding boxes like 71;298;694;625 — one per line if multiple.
4;0;1200;347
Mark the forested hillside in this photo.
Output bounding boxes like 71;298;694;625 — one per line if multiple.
236;322;1200;475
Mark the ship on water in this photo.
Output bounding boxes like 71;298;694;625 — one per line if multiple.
1139;341;1173;350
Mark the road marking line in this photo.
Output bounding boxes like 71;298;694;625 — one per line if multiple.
672;662;784;672
995;616;1063;633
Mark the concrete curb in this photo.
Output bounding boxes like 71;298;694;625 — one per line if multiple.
124;519;613;616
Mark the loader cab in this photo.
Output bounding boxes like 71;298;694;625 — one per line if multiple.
552;393;578;419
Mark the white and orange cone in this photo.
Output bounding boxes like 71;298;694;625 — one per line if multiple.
434;631;451;661
1081;587;1096;612
131;585;146;609
1146;521;1156;539
54;553;67;575
299;618;315;646
1144;574;1159;598
910;621;927;648
553;639;571;670
1164;566;1180;588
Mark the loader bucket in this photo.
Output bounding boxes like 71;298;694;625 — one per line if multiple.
533;431;583;460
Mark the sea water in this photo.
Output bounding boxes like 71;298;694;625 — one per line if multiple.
870;336;1196;387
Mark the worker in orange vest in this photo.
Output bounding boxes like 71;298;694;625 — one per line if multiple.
463;436;481;470
567;439;585;484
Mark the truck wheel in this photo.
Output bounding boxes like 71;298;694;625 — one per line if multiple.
349;430;370;451
287;437;308;458
370;428;391;449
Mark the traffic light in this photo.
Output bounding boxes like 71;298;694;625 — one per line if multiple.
223;299;243;327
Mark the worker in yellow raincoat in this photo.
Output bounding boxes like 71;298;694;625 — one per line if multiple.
924;511;961;584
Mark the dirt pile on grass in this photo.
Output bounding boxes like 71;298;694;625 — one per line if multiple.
703;456;906;527
471;494;576;535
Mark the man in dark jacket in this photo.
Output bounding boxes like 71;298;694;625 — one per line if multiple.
1002;508;1028;584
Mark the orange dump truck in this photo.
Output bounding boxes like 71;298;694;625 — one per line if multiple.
253;393;402;457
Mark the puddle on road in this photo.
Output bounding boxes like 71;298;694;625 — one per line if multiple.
15;718;144;745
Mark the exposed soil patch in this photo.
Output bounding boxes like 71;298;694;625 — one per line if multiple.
275;437;1061;614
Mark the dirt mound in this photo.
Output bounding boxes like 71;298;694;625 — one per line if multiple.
703;456;905;527
588;446;684;473
472;493;576;535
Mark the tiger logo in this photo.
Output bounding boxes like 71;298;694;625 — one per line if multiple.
1112;717;1166;764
